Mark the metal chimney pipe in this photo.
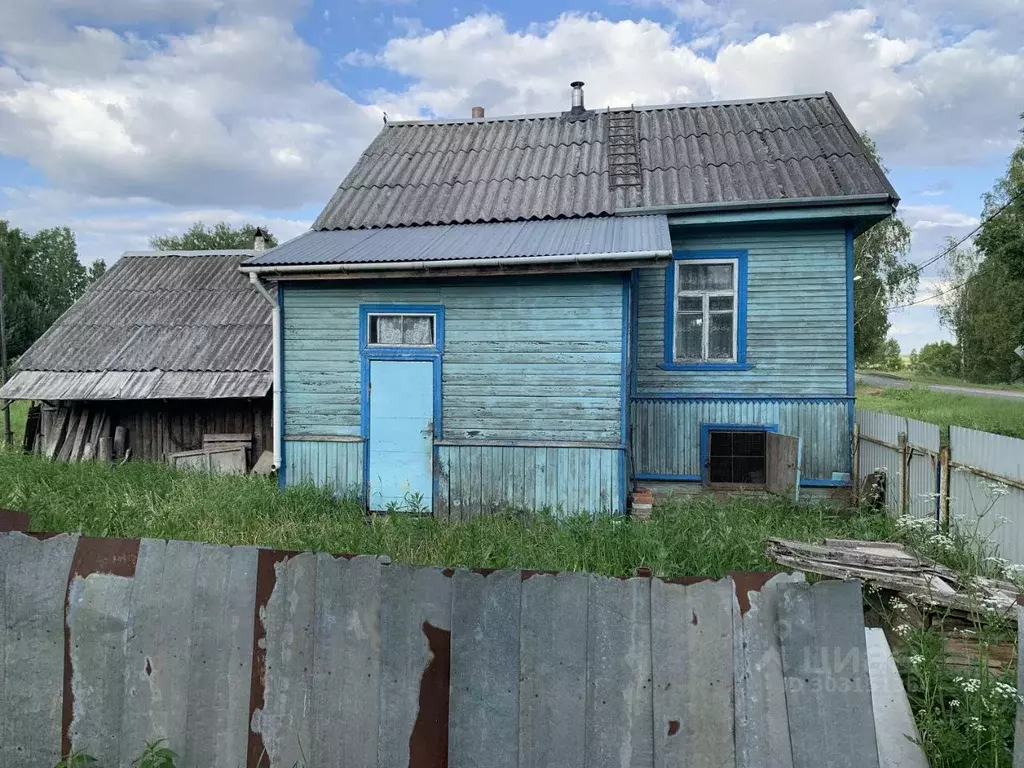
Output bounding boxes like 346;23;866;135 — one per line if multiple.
471;106;485;118
570;81;585;114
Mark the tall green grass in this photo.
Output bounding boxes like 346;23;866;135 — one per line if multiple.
0;451;896;577
857;385;1024;440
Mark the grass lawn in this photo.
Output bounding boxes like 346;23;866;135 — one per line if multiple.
857;384;1024;440
0;449;896;577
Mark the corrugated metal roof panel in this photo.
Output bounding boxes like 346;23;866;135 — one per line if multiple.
7;251;272;401
313;94;896;230
243;215;671;267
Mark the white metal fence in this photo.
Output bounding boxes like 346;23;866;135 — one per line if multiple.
854;409;1024;565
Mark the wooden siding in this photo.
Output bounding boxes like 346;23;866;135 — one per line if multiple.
436;445;623;519
631;398;850;481
282;275;625;443
284;439;363;496
636;226;848;395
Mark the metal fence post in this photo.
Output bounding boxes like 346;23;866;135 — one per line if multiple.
938;445;951;532
898;432;909;516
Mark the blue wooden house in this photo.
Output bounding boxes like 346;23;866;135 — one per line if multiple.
243;86;898;517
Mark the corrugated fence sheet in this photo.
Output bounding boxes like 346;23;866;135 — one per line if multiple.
950;427;1024;566
632;398;850;481
855;408;939;521
436;444;623;518
0;529;923;768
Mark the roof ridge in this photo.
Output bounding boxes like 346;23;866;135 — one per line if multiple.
121;249;257;258
384;93;830;127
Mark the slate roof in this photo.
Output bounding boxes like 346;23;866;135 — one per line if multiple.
314;92;897;231
244;215;671;268
0;251;273;401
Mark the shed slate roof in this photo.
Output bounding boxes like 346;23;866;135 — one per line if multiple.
0;251;272;401
314;93;897;231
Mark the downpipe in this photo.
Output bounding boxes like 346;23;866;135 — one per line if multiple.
248;272;281;470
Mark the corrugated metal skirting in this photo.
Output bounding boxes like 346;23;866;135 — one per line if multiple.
632;398;850;481
283;439;364;497
435;444;623;519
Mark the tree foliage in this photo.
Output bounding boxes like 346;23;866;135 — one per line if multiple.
1;222;94;360
864;336;904;371
914;341;962;377
853;135;917;362
149;221;277;251
939;113;1024;384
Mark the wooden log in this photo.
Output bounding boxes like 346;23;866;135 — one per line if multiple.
45;406;70;460
113;426;127;460
81;443;95;462
58;406;82;462
97;437;112;463
68;409;92;462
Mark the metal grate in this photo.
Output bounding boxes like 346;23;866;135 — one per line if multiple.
708;430;767;484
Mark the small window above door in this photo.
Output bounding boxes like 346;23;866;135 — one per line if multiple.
368;314;435;347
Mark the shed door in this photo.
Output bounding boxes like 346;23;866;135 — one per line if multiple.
368;360;434;512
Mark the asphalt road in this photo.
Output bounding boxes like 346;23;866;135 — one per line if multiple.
856;373;1024;402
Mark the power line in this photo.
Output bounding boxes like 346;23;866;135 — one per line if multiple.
886;188;1023;310
901;187;1023;277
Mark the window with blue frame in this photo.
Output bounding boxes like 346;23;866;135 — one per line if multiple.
663;251;748;370
367;313;435;347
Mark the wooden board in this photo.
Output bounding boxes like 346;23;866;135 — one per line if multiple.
766;432;801;501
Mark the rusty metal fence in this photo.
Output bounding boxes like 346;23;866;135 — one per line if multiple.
854;408;1024;565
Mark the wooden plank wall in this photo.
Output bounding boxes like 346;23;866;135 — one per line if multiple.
40;398;272;465
636;226;849;395
0;531;928;768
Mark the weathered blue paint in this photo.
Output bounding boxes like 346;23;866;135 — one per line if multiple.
283;439;363;495
281;275;625;515
283;276;624;443
368;360;435;510
699;423;778;484
619;276;630;513
277;282;286;490
633;393;852;402
801;478;848;487
666;202;894;229
638;226;848;394
631;397;850;482
660;250;749;371
845;228;856;439
436;444;623;519
634;472;702;482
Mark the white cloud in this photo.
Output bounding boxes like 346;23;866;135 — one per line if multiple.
353;9;1024;166
0;5;380;209
901;205;979;231
0;186;312;264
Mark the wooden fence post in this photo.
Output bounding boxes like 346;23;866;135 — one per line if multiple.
938;445;951;532
898;432;909;516
851;422;860;506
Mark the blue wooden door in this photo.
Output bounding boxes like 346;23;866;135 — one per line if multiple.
368;359;434;511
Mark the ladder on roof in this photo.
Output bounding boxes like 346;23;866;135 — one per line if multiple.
607;108;643;190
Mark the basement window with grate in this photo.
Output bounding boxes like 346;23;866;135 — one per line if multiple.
707;429;767;485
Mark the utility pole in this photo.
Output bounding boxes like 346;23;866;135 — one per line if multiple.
0;263;11;447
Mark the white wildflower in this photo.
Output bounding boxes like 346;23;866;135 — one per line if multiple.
968;716;986;733
908;654;925;665
893;624;912;637
962;678;981;693
949;699;960;708
889;596;909;612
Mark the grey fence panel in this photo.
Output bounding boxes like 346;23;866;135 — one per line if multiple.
855;409;940;521
950;427;1024;566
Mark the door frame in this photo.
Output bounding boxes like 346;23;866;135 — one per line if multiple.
358;304;445;510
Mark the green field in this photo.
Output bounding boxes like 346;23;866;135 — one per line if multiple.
857;384;1024;439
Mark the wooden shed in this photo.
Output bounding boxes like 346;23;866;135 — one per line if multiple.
0;249;273;466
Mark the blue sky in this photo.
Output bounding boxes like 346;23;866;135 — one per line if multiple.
1;0;1022;352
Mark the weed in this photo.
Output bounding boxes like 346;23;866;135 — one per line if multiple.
54;752;98;768
132;741;177;768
